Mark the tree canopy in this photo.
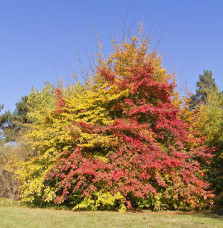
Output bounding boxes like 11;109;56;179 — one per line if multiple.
14;34;214;211
0;96;30;144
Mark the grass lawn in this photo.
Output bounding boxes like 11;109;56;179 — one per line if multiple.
0;199;222;228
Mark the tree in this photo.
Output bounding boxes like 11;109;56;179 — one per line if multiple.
0;145;20;201
182;75;223;207
0;98;33;201
196;90;223;206
190;70;219;109
17;34;213;211
0;96;30;143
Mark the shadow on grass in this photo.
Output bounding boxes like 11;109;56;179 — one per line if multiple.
173;209;223;221
194;213;223;221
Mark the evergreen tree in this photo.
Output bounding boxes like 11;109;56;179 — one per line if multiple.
0;96;30;143
190;70;218;109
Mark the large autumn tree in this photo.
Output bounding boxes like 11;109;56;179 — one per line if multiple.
17;33;214;211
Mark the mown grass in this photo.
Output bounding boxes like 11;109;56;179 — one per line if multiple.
0;198;222;228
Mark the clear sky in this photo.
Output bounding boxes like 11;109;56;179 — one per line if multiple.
0;0;222;111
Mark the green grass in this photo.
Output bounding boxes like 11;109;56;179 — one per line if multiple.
0;199;222;228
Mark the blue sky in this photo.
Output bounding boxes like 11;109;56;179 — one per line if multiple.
0;0;222;111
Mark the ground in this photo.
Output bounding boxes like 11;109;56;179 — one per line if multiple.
0;198;222;228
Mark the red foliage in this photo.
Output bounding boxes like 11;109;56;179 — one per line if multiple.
54;88;66;113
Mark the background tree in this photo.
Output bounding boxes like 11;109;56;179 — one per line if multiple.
190;70;219;109
195;90;223;206
182;72;223;207
0;145;20;201
0;96;30;144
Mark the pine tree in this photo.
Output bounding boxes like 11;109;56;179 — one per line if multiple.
190;70;218;109
0;96;30;143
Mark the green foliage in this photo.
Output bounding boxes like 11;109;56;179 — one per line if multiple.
190;70;219;109
0;96;30;143
0;197;20;206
